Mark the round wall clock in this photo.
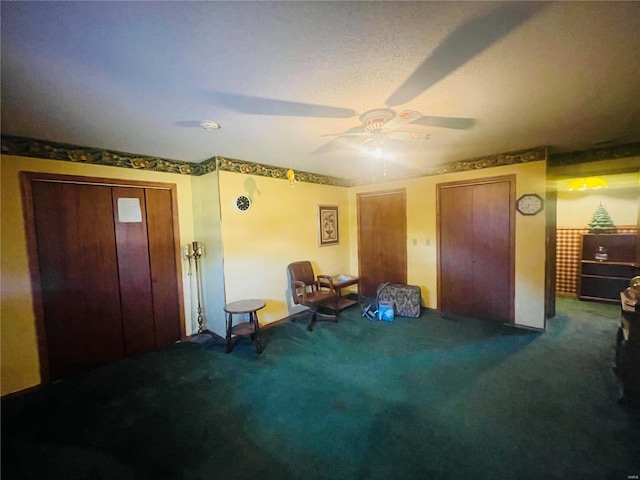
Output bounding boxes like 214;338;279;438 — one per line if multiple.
233;194;252;212
516;194;544;215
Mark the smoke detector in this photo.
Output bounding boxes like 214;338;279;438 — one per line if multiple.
200;120;221;130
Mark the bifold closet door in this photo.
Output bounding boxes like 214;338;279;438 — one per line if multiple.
32;182;125;380
439;185;474;317
144;188;181;348
439;179;513;323
112;187;181;354
30;179;183;381
470;181;512;321
112;187;156;356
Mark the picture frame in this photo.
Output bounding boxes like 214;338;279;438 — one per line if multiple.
318;205;339;246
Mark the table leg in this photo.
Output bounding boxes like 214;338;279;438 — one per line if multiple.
252;312;263;354
225;312;233;353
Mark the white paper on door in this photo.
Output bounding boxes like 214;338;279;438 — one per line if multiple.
117;198;143;223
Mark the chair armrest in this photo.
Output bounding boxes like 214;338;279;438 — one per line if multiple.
317;275;335;292
291;280;307;305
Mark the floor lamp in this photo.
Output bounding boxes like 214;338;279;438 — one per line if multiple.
184;241;212;336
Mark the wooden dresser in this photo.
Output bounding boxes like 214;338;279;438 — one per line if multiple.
578;233;639;303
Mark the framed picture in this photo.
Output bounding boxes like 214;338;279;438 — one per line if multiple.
318;205;339;246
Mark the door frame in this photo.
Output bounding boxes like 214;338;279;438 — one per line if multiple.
436;174;516;323
544;185;557;323
20;172;185;383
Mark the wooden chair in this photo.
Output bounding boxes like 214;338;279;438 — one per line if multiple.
287;261;339;331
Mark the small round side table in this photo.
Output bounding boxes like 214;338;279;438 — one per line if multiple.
223;299;266;354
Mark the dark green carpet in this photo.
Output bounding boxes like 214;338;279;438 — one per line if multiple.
2;297;639;480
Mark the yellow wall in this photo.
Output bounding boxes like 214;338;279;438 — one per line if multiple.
191;171;226;336
217;170;351;327
0;155;196;395
556;172;639;228
0;153;549;396
348;160;548;329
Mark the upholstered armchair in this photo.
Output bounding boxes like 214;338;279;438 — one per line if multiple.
287;261;339;331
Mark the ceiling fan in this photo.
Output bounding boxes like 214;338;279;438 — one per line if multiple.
207;3;544;154
316;108;475;156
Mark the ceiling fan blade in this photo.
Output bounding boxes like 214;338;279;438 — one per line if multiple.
320;126;368;138
312;127;369;155
382;110;423;133
320;132;369;138
174;121;203;128
209;92;357;118
410;116;475;130
311;125;371;155
387;131;431;142
385;2;545;106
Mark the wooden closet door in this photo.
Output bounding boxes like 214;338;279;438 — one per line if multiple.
471;181;512;321
439;185;474;316
112;187;182;353
358;190;407;297
32;181;125;380
145;188;182;347
112;187;156;356
438;177;514;323
25;173;184;382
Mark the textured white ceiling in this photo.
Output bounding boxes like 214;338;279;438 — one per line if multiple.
2;1;639;182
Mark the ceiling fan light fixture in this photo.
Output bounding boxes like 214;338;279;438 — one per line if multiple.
360;109;395;131
567;177;608;191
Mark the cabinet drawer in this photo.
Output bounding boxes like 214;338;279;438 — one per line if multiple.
581;262;637;278
580;276;630;300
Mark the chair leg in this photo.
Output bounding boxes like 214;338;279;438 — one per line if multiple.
307;308;317;331
316;310;337;322
307;307;337;331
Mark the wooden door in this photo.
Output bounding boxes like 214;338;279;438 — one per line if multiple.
438;176;515;323
357;189;407;297
145;188;182;347
471;181;512;321
439;185;474;316
23;173;184;382
31;182;126;380
112;187;156;356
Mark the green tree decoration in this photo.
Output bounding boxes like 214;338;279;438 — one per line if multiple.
587;202;616;233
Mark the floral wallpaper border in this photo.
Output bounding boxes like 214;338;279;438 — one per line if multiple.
0;135;349;186
421;146;547;177
4;134;636;187
214;156;350;186
1;135;197;175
